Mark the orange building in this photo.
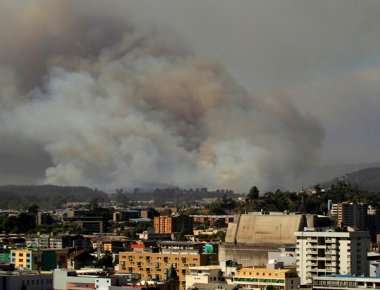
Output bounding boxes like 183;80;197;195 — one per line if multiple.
154;216;173;234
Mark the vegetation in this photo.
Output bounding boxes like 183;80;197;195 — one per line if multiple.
0;185;107;209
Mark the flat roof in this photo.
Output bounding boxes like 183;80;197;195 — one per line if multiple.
189;265;221;270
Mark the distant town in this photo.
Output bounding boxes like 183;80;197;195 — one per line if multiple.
0;182;379;290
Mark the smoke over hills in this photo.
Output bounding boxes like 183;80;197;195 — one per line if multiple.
0;0;324;191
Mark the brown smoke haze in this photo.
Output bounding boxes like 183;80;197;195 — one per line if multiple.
2;0;379;191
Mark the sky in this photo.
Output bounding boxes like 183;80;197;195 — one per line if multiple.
0;0;379;192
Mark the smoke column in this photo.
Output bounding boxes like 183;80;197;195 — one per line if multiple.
0;0;323;191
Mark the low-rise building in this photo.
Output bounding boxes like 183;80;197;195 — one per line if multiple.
54;269;178;290
0;270;52;290
227;267;300;290
185;265;223;289
118;242;217;290
312;275;380;289
11;248;69;271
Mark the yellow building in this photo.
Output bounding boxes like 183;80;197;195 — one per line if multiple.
11;249;33;270
230;267;300;290
118;250;217;290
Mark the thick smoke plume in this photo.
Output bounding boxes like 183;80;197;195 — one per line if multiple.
0;1;323;191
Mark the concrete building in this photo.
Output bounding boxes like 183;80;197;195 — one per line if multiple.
54;269;112;290
154;216;192;235
312;275;380;289
10;249;32;270
154;216;174;234
0;270;53;290
118;242;217;290
295;229;369;285
330;202;368;230
54;269;178;290
190;215;235;226
63;216;104;233
220;212;330;267
185;265;223;289
267;247;297;268
11;248;69;271
227;267;300;290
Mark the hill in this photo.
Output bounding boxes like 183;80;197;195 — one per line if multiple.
0;185;108;209
326;167;380;192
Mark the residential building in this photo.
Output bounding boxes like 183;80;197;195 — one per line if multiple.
154;215;192;235
64;216;104;233
11;248;69;271
113;210;140;222
0;270;53;290
228;267;300;290
330;202;368;230
312;275;380;289
185;265;223;289
54;269;178;290
54;269;112;290
190;215;235;226
154;216;174;234
103;241;126;253
118;242;217;290
295;229;369;285
10;249;32;270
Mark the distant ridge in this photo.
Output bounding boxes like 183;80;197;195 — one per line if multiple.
0;185;107;209
326;167;380;192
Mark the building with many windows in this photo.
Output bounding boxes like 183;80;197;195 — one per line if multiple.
295;229;369;285
118;242;217;290
10;249;32;270
312;275;380;289
330;202;368;230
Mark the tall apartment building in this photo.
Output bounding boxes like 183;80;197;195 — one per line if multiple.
330;202;368;230
154;216;173;234
295;229;369;285
118;242;217;290
153;215;192;235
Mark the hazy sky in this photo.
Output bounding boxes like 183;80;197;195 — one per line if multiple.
0;0;379;191
126;0;380;164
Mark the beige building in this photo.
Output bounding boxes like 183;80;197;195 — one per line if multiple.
221;212;326;267
118;249;217;290
228;267;300;290
10;249;32;270
295;229;369;285
185;265;223;289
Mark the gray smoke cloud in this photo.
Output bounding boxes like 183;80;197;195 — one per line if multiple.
0;0;325;191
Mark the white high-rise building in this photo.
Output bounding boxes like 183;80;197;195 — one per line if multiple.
295;229;369;285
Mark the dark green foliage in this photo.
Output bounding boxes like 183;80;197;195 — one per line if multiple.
244;181;380;214
207;195;238;214
0;185;108;209
0;212;36;233
95;253;114;268
247;186;260;200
